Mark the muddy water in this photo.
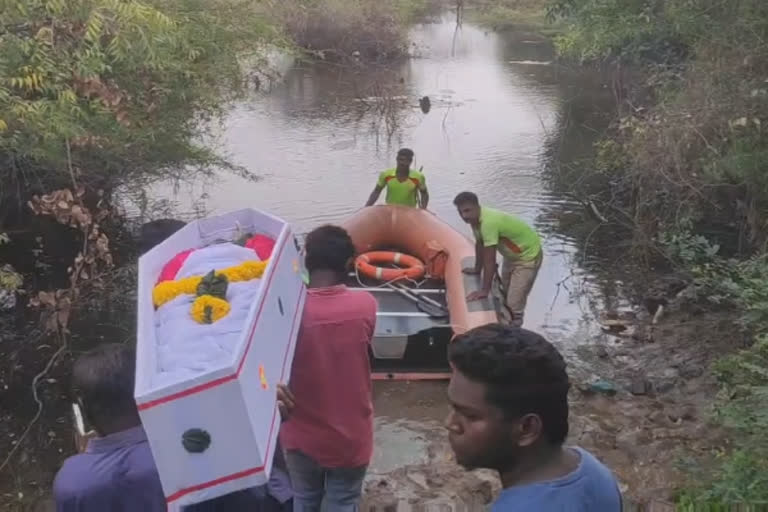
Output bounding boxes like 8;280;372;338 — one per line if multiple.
153;18;616;351
147;16;712;507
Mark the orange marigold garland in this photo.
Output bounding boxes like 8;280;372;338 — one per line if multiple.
152;259;269;324
191;295;231;324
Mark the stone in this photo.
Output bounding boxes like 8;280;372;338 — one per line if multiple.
652;368;680;393
679;364;704;380
630;377;651;396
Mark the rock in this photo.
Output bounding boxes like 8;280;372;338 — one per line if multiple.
419;96;431;114
668;407;696;422
630;377;651;396
643;276;689;314
652;369;679;393
595;346;609;359
679;364;704;380
0;288;16;312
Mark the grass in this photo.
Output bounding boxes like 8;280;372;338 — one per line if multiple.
466;0;563;36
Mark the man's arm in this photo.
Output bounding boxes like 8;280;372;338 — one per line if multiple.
467;247;496;301
463;240;483;274
480;246;496;292
418;174;429;209
365;185;383;207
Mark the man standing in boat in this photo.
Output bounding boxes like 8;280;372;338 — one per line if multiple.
453;191;542;327
365;148;429;209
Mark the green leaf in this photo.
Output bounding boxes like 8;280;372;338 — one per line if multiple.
196;269;228;299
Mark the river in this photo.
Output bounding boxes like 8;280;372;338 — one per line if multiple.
150;16;619;355
145;16;707;505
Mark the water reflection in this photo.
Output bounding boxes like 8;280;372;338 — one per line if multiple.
147;16;620;354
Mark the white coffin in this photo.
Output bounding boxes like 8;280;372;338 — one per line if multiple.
135;208;306;507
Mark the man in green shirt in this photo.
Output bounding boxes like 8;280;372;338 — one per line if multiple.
453;191;543;327
365;148;429;208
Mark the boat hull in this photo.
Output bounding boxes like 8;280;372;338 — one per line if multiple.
342;205;498;337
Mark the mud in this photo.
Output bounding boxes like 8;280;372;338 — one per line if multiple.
363;308;734;509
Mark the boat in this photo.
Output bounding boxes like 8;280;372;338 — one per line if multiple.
341;205;499;379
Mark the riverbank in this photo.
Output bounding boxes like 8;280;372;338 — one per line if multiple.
466;0;563;36
0;300;735;511
543;0;768;503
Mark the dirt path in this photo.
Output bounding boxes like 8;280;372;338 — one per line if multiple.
363;308;733;509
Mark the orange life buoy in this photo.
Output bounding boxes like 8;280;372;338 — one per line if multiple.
355;251;426;281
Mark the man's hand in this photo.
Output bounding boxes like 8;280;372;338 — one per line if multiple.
462;267;481;275
277;384;296;421
466;289;489;301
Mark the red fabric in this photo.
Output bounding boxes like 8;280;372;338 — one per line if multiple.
244;234;276;261
280;285;377;468
156;249;194;283
155;235;274;284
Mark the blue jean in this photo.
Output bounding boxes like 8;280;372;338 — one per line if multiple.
285;450;367;512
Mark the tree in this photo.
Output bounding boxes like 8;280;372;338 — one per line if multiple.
0;0;277;224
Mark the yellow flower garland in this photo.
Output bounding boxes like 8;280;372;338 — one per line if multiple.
191;295;231;324
152;259;269;308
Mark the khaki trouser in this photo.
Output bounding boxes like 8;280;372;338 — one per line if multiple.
497;251;543;327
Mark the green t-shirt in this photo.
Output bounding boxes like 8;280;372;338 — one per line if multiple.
472;207;542;262
377;168;427;207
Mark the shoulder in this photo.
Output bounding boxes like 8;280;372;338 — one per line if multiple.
480;208;500;229
54;446;165;509
121;444;163;482
379;168;395;178
53;454;93;502
572;448;622;508
576;448;618;482
344;289;377;316
409;170;426;184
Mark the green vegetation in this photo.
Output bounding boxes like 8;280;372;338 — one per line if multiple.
546;0;768;504
661;232;768;503
268;0;442;62
0;0;278;226
467;0;561;34
0;1;433;505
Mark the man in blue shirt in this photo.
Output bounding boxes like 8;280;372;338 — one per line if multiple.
445;324;622;511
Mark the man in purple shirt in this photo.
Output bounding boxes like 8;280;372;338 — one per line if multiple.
53;342;296;512
53;343;166;511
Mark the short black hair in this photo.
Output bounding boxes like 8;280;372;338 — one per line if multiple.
72;343;137;422
453;191;479;207
139;219;186;254
304;225;356;275
397;148;414;159
448;324;571;445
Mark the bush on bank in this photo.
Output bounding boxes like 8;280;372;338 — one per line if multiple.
546;0;768;503
0;0;280;225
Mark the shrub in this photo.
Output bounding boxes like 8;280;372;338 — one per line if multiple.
0;0;275;225
269;0;409;62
